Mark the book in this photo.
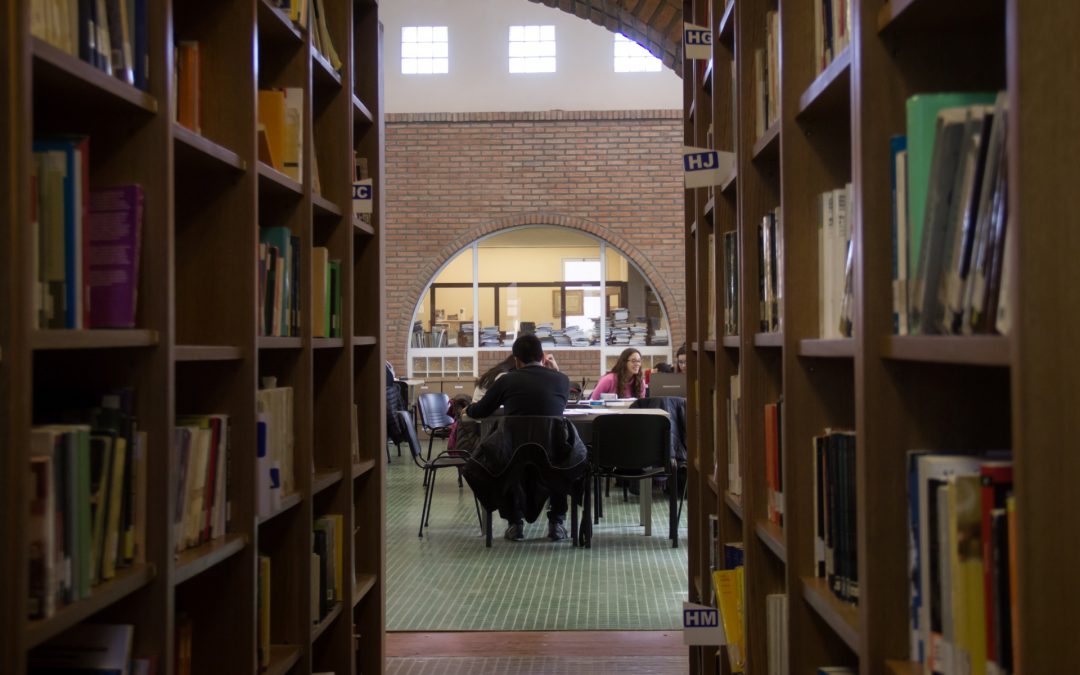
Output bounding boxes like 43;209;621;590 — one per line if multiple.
312;246;329;338
87;185;143;328
175;41;200;133
257;90;287;173
257;555;271;669
713;567;745;671
905;92;996;283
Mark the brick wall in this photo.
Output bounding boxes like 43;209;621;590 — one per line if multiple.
384;109;686;374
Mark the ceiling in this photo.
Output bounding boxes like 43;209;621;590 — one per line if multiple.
526;0;684;76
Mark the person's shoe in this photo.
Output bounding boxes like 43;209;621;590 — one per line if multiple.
504;521;525;541
547;520;567;541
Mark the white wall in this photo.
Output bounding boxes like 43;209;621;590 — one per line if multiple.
380;0;683;113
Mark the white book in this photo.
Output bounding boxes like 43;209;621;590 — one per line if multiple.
283;87;304;183
916;455;981;675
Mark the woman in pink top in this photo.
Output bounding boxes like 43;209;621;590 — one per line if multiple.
590;347;646;400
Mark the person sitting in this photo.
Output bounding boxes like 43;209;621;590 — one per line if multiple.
675;343;687;373
590;347;646;400
465;334;570;542
472;354;516;402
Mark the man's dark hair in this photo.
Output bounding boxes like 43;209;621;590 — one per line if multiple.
512;333;544;364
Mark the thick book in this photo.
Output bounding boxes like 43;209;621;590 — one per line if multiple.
87;185;143;328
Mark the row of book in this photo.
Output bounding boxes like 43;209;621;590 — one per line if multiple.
173;415;229;554
818;184;855;339
28;391;143;619
259;227;301;337
312;514;345;623
707;233;717;340
813;429;858;605
753;11;780;140
722;230;738;336
758;207;783;333
723;373;742;497
310;0;343;73
33;138;144;329
895;92;1011;337
908;452;1015;675
813;0;852;75
31;0;150;90
764;399;784;526
257;384;296;519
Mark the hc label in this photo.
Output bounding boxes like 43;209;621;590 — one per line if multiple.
683;608;719;628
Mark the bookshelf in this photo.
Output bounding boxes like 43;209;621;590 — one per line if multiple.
684;0;1080;673
1;1;385;674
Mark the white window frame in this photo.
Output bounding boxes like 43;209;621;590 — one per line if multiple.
614;34;662;73
508;24;556;74
401;25;449;75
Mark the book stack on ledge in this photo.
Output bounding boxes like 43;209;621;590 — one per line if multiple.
33;140;144;330
256;384;295;519
173;415;230;555
30;0;150;90
28;391;145;621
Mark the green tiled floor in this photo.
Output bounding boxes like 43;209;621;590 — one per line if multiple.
386;656;689;674
386;440;688;631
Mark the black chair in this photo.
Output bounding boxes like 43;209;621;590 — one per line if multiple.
583;411;682;548
417;392;454;461
462;415;588;548
398;410;482;539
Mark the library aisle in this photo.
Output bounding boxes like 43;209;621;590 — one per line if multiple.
385;439;689;632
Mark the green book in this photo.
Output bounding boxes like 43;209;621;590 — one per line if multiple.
905;92;996;280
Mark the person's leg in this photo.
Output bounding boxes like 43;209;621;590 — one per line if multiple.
498;483;525;540
547;490;568;541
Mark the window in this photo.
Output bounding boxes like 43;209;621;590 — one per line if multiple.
401;26;448;74
509;25;556;73
614;34;662;73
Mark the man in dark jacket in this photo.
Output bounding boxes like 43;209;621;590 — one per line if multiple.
466;333;570;541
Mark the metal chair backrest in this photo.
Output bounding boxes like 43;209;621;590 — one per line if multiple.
591;412;672;470
417;392;453;430
396;410;425;465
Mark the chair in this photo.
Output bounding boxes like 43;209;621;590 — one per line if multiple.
462;415;588;547
417;392;454;461
398;410;483;539
583;411;682;548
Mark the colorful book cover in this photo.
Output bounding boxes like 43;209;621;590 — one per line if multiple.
87;185;143;328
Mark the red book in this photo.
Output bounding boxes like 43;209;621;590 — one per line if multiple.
980;460;1012;662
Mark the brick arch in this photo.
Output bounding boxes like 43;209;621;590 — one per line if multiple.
397;212;683;362
526;0;684;76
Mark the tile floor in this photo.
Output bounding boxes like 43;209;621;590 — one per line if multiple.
385;439;689;632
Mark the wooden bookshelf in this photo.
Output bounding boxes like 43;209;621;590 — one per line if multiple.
174;534;248;586
684;0;1080;673
1;1;386;673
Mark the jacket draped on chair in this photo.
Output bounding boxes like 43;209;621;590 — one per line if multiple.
630;396;688;463
462;415;588;524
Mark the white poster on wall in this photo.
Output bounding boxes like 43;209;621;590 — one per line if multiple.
683;23;713;60
683;146;735;189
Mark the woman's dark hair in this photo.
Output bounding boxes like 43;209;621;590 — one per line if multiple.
653;362;675;373
610;347;644;399
476;355;516;391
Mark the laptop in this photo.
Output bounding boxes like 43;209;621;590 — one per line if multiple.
648;372;687;398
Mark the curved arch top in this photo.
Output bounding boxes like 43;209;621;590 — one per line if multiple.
526;0;684;76
413;212;681;337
